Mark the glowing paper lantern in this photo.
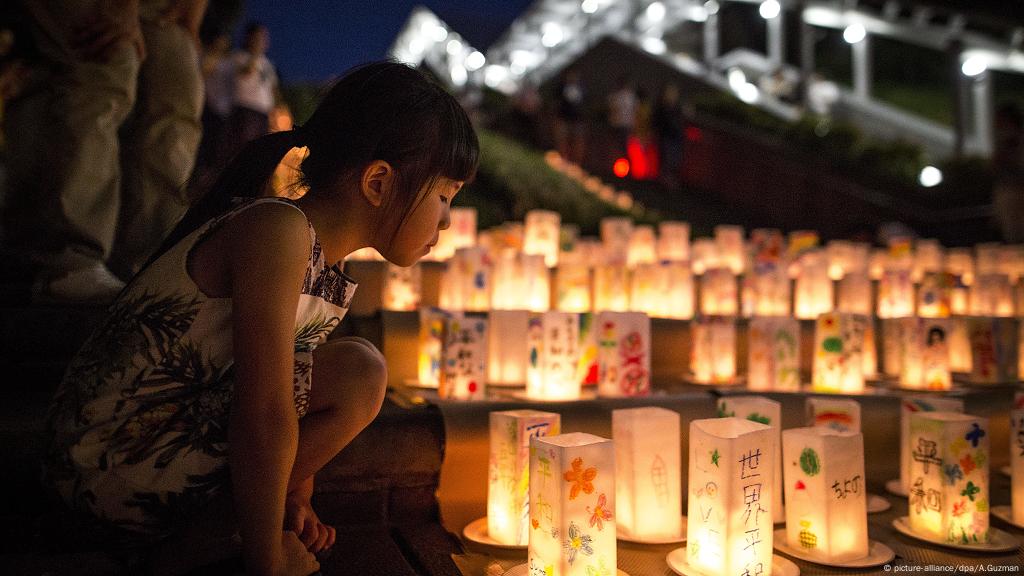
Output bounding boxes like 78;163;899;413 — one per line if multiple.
691;238;720;275
613;407;682;540
491;251;550;312
1013;398;1024;525
627;225;657;268
949;317;973;373
747;316;801;391
913;239;944;283
439;247;492;312
488;410;561;545
806;397;861;433
899;397;964;494
862;321;879;377
826;240;855;281
782;427;869;563
701;268;738;316
524;209;561;268
742;264;790;317
787;230;820;278
945;248;975;286
657;221;690;262
967;317;1019;383
593;265;630;313
555;262;592;313
918;272;953;318
715;225;746;275
795;250;834;320
868;249;887;281
528;433;616;576
660;261;695;319
976;243;1001;276
812;313;867;393
718;396;784;524
878;269;914;319
439;316;488;400
691;315;736;384
686;417;774;576
418;307;455;387
488;310;530;385
595;311;650;397
382;263;421;311
429;206;477;261
881;318;903;377
908;412;989;544
837;271;872;315
526;311;583;401
898;317;952;390
970;274;1014;317
629;263;662;317
600;216;633;266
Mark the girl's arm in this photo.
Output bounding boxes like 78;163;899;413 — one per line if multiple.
226;203;316;575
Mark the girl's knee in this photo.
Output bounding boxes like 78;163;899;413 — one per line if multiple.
315;338;387;422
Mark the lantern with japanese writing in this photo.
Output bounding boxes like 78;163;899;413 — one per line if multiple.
528;433;616;576
613;407;682;541
382;263;421;311
968;317;1019;383
812;313;866;393
795;250;833;320
718;397;784;524
908;412;989;544
488;310;530;385
526;311;583;401
806;397;861;433
524;209;561;268
593;265;630;313
657;221;690;262
747;317;801;391
594;312;650;397
417;307;455;387
878;269;914;319
685;417;774;576
439;316;488;400
487;410;561;545
782;427;869;563
896;397;964;495
897;317;952;390
700;268;738;316
691;315;736;384
715;224;746;275
600;216;633;266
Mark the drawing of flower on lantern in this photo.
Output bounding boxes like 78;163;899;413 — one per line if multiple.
943;463;964;485
563;522;594;565
953;500;968;516
565;457;597;499
961;481;981;501
587;493;613;530
960;454;976;476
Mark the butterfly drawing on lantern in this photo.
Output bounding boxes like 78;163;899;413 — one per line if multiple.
563;522;594;565
565;457;597;500
587;493;613;530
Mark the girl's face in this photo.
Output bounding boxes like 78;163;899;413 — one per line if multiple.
386;177;463;266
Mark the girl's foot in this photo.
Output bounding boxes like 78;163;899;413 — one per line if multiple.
285;478;336;554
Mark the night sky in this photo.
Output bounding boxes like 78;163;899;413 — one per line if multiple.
243;1;533;83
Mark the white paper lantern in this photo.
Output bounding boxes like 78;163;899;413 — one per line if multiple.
686;418;774;576
595;311;651;397
526;311;583;401
899;397;964;494
488;310;530;385
967;317;1019;383
439;316;488;400
718;396;784;524
524;210;562;268
782;427;869;563
488;410;561;545
881;318;903;377
970;274;1014;317
742;263;790;317
600;217;633;266
439;247;492;312
701;268;738;316
908;412;990;544
747;317;801;391
613;407;682;541
812;313;867;393
429;206;477;261
555;262;592;313
691;315;736;384
795;249;834;320
896;317;952;390
918;272;953;318
627;225;657;268
913;239;944;283
657;221;691;262
715;225;746;275
837;271;872;315
593;265;630;313
417;307;456;387
529;433;617;576
878;269;914;319
691;238;720;275
806;397;861;433
949;316;973;373
492;251;550;312
945;248;975;286
976;243;1001;276
662;261;695;319
382;263;421;311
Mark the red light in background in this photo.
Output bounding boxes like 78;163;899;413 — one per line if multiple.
613;157;630;178
685;126;703;142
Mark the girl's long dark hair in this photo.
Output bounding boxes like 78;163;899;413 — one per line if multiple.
152;61;479;263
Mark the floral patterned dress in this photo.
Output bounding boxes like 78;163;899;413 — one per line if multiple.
46;197;357;541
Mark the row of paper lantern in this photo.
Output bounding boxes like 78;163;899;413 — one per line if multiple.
486;393;1016;574
416;307;1020;400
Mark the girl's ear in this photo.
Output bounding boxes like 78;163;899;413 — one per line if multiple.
360;160;394;207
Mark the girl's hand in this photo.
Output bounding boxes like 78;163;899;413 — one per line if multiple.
276;531;320;576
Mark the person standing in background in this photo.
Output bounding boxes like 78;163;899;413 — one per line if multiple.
225;21;278;159
2;0;207;303
653;83;685;190
993;103;1024;242
553;67;585;165
607;75;636;160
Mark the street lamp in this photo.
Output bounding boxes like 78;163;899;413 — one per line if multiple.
843;23;866;44
760;0;781;20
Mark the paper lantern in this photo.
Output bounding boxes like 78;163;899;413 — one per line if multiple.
600;217;633;266
613;407;682;540
913;239;944;283
949;316;973;373
881;318;903;377
806;397;861;433
899;397;964;494
976;243;1001;276
812;313;867;393
787;230;820;278
488;310;530;385
862;320;878;378
795;249;833;320
908;412;990;544
382;263;421;311
742;263;791;317
488;410;561;545
782;427;869;563
660;261;695;319
691;316;736;384
555;262;592;313
526;311;583;401
951;280;970;316
826;240;854;281
417;307;455;387
657;221;690;262
529;432;616;576
945;248;975;286
593;264;630;313
970;274;1014;317
627;225;657;268
686;417;774;576
524;209;561;268
701;268;738;316
492;251;550;312
439;316;488;400
691;238;720;275
868;249;887;281
747;317;801;391
878;269;914;319
1012;398;1024;525
629;263;662;317
595;311;650;397
715;225;746;275
429;206;477;261
918;272;953;318
439;247;492;312
837;271;872;315
718;397;784;524
967;317;1019;383
999;245;1024;284
897;318;952;390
